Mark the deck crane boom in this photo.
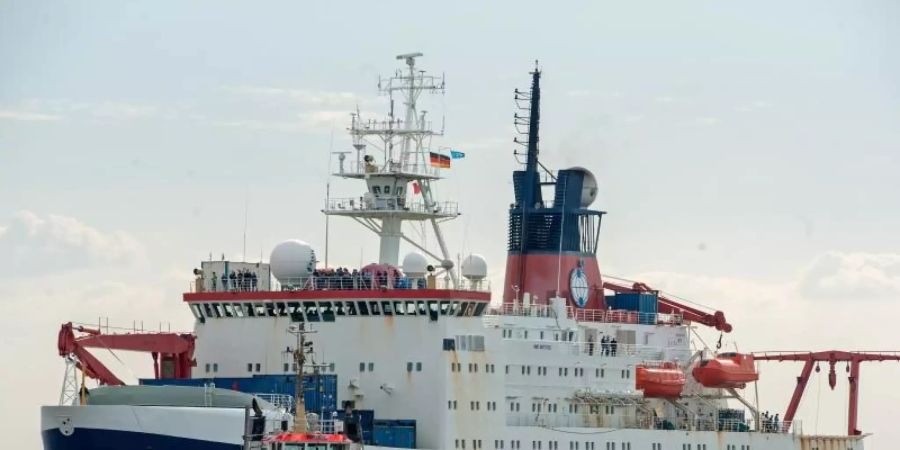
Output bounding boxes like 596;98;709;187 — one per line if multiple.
753;350;900;436
602;281;733;332
57;322;196;387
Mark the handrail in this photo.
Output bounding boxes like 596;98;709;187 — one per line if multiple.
486;304;684;327
504;411;799;434
325;196;459;216
192;274;490;294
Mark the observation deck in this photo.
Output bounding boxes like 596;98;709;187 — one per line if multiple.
323;196;459;220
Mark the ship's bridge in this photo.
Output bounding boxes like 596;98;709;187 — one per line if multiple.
184;265;491;324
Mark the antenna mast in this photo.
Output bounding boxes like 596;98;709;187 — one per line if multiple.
323;53;460;286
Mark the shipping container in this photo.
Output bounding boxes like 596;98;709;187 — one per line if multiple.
607;293;658;324
373;419;416;448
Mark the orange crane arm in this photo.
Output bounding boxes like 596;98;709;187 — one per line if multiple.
602;281;732;332
57;322;196;386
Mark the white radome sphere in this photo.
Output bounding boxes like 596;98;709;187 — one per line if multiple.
568;166;598;207
270;239;316;282
461;254;488;281
402;252;428;277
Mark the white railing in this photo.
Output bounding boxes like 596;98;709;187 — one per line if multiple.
325;196;459;216
487;304;684;327
253;393;293;412
272;275;489;293
336;160;443;178
505;413;793;434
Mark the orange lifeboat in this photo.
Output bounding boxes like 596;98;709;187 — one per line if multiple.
635;362;686;398
692;352;759;389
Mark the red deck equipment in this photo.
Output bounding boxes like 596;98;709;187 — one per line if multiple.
57;322;196;386
753;350;900;436
691;352;759;389
602;281;732;332
636;362;686;398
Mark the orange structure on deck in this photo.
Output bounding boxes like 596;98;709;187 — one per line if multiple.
692;352;759;389
636;362;686;398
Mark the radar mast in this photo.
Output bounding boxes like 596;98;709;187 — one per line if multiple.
324;53;459;286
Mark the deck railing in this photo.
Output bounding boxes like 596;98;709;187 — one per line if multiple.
192;274;490;294
487;303;684;327
506;412;799;435
325;196;459;217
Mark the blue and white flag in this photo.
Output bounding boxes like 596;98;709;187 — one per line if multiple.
450;150;465;159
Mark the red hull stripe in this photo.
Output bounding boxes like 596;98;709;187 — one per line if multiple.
183;289;490;303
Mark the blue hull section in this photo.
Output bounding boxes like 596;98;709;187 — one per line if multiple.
42;428;240;450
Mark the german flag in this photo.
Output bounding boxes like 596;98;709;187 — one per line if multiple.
429;152;451;169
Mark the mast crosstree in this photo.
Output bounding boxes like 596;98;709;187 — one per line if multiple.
323;53;459;285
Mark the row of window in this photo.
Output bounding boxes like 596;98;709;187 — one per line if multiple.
449;362;498;373
190;300;489;322
203;362;336;374
724;446;751;450
500;329;578;341
508;365;629;380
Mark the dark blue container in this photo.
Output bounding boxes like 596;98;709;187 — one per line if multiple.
373;419;416;448
607;293;658;324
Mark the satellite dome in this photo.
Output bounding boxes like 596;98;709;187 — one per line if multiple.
568;166;598;207
402;252;428;277
270;239;316;282
461;254;488;281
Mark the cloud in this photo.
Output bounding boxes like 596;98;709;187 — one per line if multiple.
0;211;145;277
0;110;62;121
223;85;366;109
1;99;195;122
694;116;720;126
798;251;900;300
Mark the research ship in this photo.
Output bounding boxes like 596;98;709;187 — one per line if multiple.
42;53;889;450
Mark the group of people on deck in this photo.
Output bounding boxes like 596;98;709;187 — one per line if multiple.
306;266;427;291
761;411;781;432
588;335;620;356
212;269;258;292
600;335;619;356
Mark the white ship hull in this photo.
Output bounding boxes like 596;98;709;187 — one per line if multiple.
41;405;246;450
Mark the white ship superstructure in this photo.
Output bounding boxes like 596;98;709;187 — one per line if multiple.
41;54;877;450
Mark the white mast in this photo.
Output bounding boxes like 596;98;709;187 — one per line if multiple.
323;53;460;286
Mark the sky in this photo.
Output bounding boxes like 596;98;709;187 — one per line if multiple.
2;0;900;448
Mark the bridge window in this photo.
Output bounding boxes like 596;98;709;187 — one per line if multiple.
304;302;320;321
368;301;380;315
287;302;303;321
232;303;245;318
345;301;358;316
253;303;267;317
357;301;369;315
190;304;203;320
276;302;288;317
440;301;451;315
381;301;393;315
319;303;335;321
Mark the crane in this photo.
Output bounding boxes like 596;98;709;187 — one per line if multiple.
753;350;900;435
57;322;196;387
602;281;732;332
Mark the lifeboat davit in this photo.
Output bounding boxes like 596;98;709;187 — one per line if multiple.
635;362;686;398
692;352;759;389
